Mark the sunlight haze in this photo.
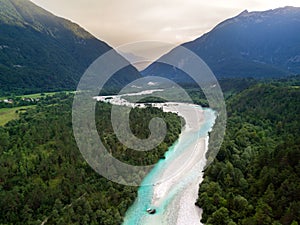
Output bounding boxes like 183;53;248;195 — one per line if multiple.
30;0;300;68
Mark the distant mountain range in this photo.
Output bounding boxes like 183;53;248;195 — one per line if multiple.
0;0;141;94
142;7;300;83
1;2;300;94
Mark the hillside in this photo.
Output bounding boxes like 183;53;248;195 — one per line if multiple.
0;0;141;95
142;7;300;83
198;82;300;224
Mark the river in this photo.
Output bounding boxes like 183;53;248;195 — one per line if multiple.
95;92;216;225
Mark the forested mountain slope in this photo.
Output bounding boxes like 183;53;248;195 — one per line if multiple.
198;82;300;224
0;0;141;95
142;7;300;83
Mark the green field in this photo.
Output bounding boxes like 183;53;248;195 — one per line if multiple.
18;92;56;99
0;106;35;126
0;91;74;100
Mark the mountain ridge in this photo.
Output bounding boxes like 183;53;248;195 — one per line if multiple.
142;6;300;82
0;0;141;94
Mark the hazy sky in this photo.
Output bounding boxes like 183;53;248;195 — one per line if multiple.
31;0;300;46
30;0;300;68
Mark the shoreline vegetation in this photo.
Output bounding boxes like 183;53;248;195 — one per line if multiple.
197;83;300;225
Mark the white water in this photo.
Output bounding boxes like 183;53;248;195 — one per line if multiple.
95;91;216;225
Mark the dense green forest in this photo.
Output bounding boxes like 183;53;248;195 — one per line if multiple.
1;77;299;225
0;93;182;224
197;82;300;225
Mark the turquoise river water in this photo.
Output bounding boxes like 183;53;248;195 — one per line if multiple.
122;106;216;225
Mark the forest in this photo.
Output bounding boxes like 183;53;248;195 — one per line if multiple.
0;93;182;224
0;77;299;224
197;80;300;225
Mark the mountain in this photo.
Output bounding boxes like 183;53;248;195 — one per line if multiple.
0;0;141;94
142;7;300;82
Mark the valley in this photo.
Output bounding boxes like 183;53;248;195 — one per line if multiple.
0;1;299;224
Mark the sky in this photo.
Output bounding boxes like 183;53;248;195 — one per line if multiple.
30;0;300;69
